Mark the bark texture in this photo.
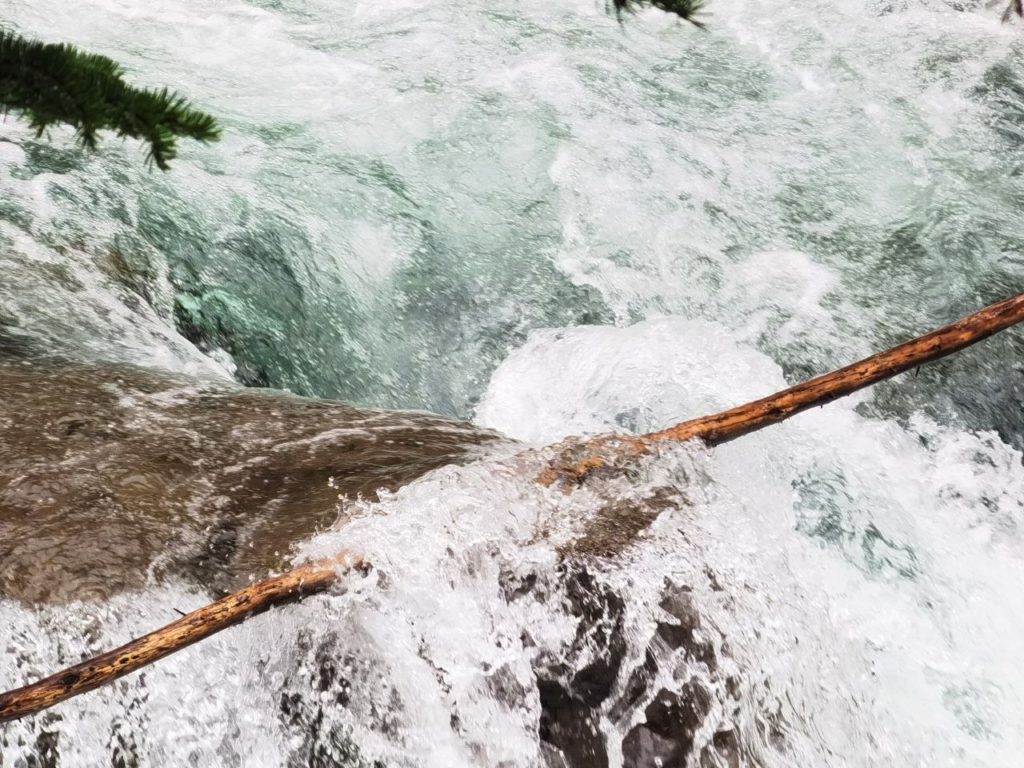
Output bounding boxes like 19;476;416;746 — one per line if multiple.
0;558;361;723
540;292;1024;485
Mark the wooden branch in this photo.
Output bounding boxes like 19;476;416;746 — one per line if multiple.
0;557;362;723
652;292;1024;444
3;293;1024;723
540;292;1024;484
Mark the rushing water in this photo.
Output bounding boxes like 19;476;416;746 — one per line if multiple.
2;0;1024;765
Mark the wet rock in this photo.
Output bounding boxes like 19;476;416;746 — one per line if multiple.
534;566;629;768
567;487;685;560
538;677;609;768
0;360;499;603
523;567;748;768
279;631;397;768
622;683;710;768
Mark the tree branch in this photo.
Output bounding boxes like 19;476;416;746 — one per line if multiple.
0;29;220;169
539;292;1024;484
3;294;1024;722
0;557;364;723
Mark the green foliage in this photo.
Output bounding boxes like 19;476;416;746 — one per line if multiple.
0;29;220;170
612;0;707;28
0;3;705;170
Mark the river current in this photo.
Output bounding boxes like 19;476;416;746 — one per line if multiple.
2;0;1024;765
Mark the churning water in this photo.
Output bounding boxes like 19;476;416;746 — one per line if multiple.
2;0;1024;765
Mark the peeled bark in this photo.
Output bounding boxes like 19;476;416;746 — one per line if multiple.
0;557;362;723
3;293;1024;722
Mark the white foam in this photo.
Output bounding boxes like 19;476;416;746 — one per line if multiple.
477;316;787;443
473;307;1024;766
1;0;1022;763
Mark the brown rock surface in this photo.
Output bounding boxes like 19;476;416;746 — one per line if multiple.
0;359;496;603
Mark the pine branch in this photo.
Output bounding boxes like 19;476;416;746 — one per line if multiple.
0;29;220;170
611;0;708;29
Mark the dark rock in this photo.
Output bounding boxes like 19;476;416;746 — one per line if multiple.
534;566;629;767
529;570;752;768
623;683;710;768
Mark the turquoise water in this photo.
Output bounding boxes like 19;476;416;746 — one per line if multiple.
3;0;1023;425
2;0;1024;765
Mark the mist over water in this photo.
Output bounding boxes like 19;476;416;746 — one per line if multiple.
2;0;1024;765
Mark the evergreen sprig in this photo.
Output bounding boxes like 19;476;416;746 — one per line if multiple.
0;29;220;170
612;0;707;28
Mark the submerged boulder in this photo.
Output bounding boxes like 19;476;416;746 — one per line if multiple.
500;559;750;768
0;359;498;603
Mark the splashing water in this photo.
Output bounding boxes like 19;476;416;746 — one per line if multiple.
2;0;1024;765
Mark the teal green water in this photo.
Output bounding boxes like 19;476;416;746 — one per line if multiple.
2;0;1023;427
3;2;1024;764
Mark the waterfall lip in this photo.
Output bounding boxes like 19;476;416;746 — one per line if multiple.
4;293;1024;766
0;359;497;608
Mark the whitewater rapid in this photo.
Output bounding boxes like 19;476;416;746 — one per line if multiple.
2;0;1024;765
4;320;1023;765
